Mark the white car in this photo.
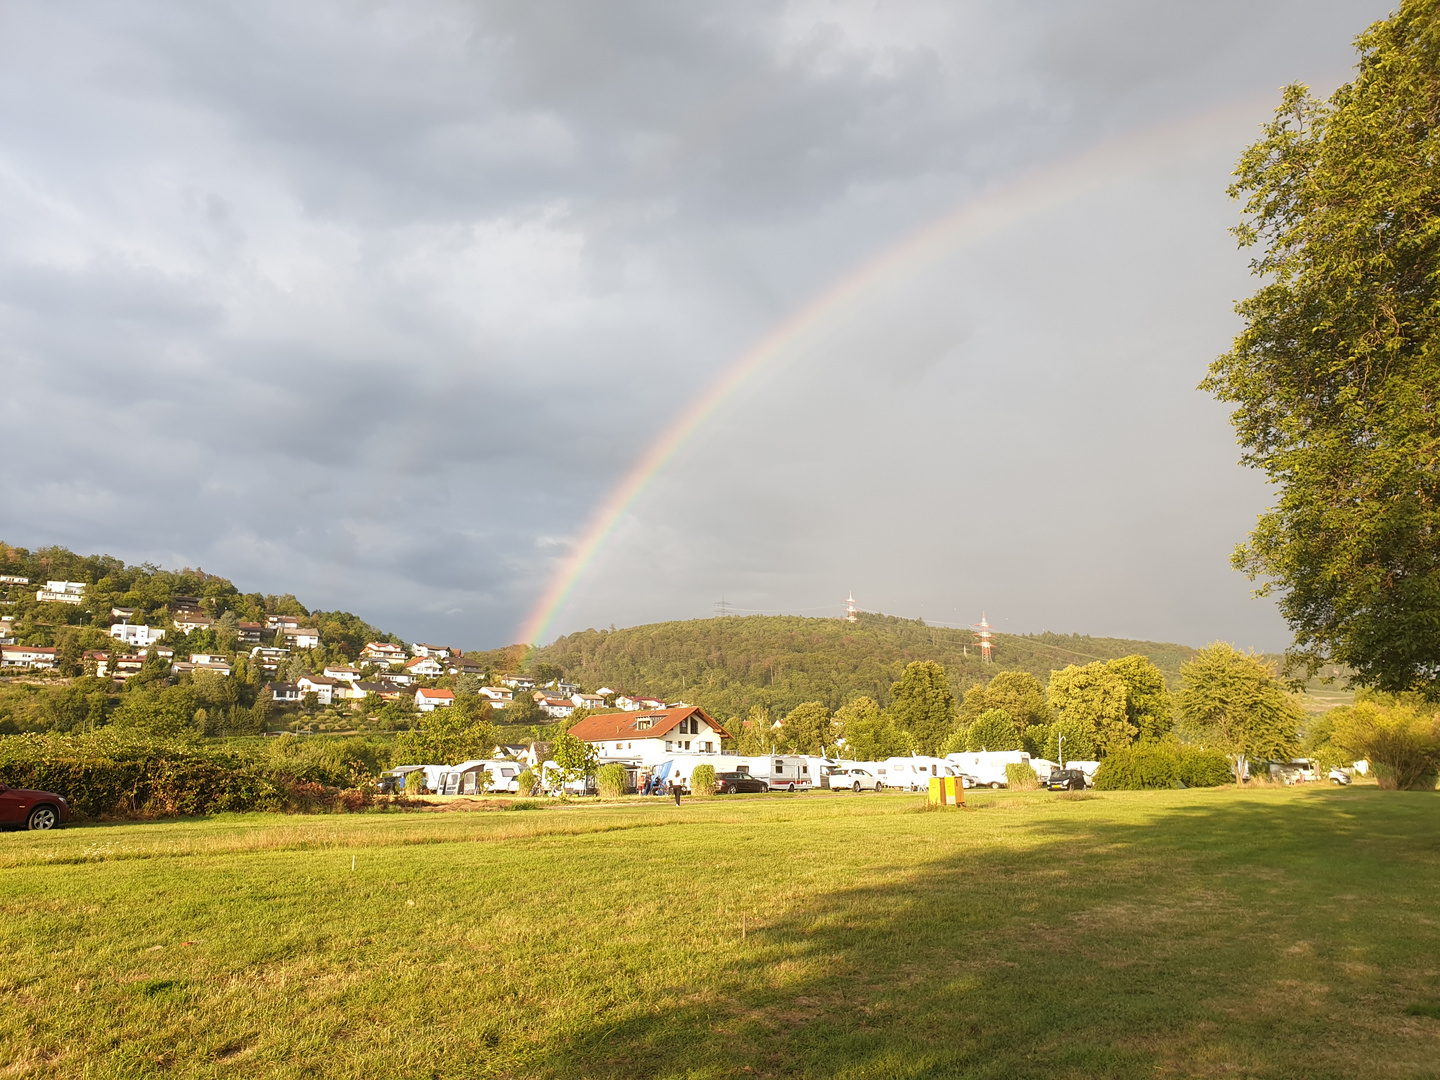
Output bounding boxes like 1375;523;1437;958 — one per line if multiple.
829;767;883;793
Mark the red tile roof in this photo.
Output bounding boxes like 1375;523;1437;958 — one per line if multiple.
416;688;455;700
567;706;729;742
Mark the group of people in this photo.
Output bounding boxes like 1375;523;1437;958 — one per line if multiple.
640;771;683;804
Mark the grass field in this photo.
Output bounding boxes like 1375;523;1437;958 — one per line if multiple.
3;786;1439;1079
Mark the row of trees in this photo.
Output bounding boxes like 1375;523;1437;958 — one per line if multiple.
731;645;1308;784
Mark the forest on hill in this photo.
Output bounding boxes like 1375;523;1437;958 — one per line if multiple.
535;613;1199;721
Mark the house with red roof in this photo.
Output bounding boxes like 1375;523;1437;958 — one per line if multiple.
415;687;455;713
568;706;730;767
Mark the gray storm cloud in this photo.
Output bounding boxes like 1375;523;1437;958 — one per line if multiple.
0;0;1391;648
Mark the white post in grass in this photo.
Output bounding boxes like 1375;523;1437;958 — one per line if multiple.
1058;733;1066;770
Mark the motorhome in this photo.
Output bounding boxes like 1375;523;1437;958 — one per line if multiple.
944;750;1033;788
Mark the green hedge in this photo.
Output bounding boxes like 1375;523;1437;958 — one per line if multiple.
1093;743;1233;790
0;732;372;818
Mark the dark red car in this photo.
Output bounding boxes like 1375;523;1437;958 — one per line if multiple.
0;783;72;830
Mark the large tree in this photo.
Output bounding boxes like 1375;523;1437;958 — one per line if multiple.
1203;2;1440;694
1175;644;1304;784
779;701;838;755
886;661;956;755
959;671;1051;730
836;696;911;760
1047;662;1134;757
1106;655;1173;741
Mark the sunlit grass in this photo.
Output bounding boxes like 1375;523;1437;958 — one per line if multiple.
3;786;1437;1078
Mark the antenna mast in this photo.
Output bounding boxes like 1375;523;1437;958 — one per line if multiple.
844;591;858;623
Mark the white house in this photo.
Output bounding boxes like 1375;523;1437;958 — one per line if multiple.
283;627;320;649
36;581;84;605
266;681;302;704
0;645;57;669
416;687;455;712
405;655;444;678
324;664;362;682
411;643;451;658
0;574;30;586
571;693;605;710
568;706;730;767
479;686;513;705
296;675;339;705
173;612;214;633
615;695;664;712
500;674;537;690
265;614;302;631
110;623;166;649
535;695;575;719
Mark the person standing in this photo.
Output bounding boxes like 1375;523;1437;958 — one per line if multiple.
673;778;682;806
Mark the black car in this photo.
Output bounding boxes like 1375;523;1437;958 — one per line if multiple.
1045;769;1088;791
714;771;769;794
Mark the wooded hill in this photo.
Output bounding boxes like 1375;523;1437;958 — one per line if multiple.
535;613;1200;722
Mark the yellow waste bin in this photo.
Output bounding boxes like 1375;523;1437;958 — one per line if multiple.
928;776;965;806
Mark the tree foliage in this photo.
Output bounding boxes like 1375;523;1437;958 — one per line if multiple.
1203;3;1440;694
778;701;838;755
1329;698;1440;789
835;696;910;760
1047;662;1135;757
1174;644;1304;783
966;709;1023;752
886;661;955;755
1106;655;1173;740
392;700;495;765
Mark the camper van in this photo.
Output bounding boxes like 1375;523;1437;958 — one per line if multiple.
944;750;1033;789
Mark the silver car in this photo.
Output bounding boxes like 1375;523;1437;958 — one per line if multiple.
828;768;883;793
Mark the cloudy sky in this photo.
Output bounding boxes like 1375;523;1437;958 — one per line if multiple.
0;0;1392;650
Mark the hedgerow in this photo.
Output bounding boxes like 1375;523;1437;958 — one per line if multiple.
1092;742;1232;790
0;731;375;818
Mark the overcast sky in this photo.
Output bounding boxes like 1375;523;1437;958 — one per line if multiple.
0;0;1393;651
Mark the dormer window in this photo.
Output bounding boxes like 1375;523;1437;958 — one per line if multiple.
636;719;653;730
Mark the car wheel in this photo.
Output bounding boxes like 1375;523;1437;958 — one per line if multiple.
875;782;884;792
989;781;1001;789
26;805;58;831
726;784;737;794
852;781;862;793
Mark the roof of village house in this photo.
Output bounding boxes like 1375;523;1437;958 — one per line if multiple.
1;645;56;654
567;705;729;742
405;655;441;667
416;687;455;700
298;675;338;686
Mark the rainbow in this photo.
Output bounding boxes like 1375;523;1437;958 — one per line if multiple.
514;98;1265;648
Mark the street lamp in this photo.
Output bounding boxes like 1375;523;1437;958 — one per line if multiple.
1058;733;1066;769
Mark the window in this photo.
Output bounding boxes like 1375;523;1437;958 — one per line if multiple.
774;761;784;772
703;741;713;752
801;765;809;774
683;741;691;750
665;740;672;751
637;719;653;730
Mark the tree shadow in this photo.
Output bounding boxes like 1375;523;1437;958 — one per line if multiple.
530;791;1440;1079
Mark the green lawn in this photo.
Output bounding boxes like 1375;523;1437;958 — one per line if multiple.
3;786;1438;1078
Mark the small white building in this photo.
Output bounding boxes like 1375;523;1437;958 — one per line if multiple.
324;664;362;682
110;623;166;649
411;643;451;658
614;695;664;712
571;693;605;710
479;686;513;706
535;695;575;719
405;655;444;678
284;627;320;649
266;614;302;631
361;642;408;664
266;681;302;704
416;687;455;713
173;613;214;633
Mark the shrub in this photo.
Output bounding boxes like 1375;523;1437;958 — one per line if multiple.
1004;762;1039;790
1093;743;1232;790
515;768;537;796
690;763;717;797
403;770;426;795
1331;701;1440;790
595;763;627;799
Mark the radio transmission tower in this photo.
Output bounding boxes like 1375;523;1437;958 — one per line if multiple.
844;591;858;623
972;612;994;663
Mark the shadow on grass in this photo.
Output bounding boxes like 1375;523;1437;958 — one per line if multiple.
539;791;1440;1080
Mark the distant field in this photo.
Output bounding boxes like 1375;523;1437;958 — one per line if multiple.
3;787;1438;1079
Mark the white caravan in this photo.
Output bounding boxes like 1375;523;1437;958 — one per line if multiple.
945;750;1033;789
874;756;956;792
723;755;815;792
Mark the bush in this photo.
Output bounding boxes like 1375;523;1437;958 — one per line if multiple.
403;769;426;795
1004;762;1038;790
595;762;628;799
515;768;537;796
1331;701;1440;790
1093;742;1232;790
690;763;717;797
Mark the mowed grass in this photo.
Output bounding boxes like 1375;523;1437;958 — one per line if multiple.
3;787;1439;1079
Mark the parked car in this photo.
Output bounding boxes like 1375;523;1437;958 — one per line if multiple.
953;772;981;789
829;768;883;793
1045;768;1088;791
1328;769;1351;785
0;783;71;830
714;771;769;794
